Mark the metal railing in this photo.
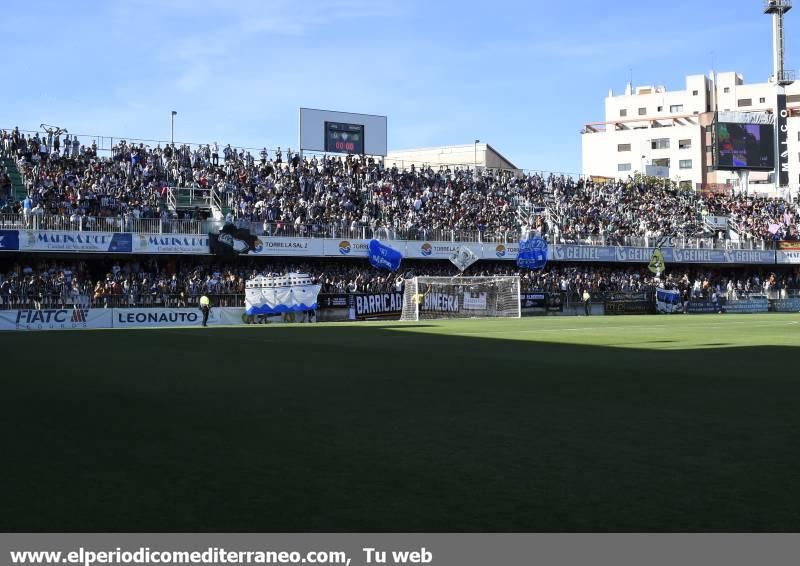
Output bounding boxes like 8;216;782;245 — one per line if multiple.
0;212;792;249
0;213;213;235
0;292;244;310
171;186;214;208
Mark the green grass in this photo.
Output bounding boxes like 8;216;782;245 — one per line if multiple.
3;314;800;532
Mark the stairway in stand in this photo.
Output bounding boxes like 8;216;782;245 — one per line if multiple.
1;157;26;201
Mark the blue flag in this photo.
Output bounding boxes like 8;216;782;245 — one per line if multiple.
656;288;682;314
516;235;548;270
368;240;403;272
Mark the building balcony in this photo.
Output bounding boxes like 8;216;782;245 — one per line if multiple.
774;70;796;85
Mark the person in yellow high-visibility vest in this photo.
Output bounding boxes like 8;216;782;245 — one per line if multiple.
199;295;211;327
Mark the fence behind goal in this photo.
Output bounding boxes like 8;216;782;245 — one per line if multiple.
400;276;521;321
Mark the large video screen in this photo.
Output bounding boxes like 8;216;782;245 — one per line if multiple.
324;121;365;154
716;122;775;171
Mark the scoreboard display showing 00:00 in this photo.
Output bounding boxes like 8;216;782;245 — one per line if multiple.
324;121;365;154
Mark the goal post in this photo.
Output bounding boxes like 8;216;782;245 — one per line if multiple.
400;276;521;321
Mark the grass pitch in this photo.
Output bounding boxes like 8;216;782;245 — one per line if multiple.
3;314;800;532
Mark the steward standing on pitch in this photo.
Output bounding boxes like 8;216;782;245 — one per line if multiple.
199;295;211;327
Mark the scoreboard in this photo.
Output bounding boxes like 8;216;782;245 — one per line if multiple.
299;108;387;156
324;122;365;154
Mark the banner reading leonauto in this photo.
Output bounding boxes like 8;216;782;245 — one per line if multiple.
113;308;222;328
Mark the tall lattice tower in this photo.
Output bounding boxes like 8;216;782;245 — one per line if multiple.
764;0;794;85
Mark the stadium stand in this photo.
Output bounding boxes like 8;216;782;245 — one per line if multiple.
1;125;800;318
1;126;799;245
1;256;798;311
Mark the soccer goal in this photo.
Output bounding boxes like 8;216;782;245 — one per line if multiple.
400;276;521;321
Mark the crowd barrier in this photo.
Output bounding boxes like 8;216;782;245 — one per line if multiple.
0;293;244;311
2;296;798;331
0;307;247;331
2;227;799;265
0;212;790;250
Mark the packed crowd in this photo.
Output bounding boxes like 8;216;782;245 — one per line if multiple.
2;126;799;244
1;257;797;310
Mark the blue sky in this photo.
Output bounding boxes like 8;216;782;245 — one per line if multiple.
0;0;795;174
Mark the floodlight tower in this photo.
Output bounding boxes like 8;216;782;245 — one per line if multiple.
764;0;795;199
765;0;793;85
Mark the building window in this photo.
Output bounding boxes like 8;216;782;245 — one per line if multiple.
618;163;632;172
759;97;766;103
679;159;693;169
653;158;670;168
638;107;647;115
738;99;752;107
723;87;730;93
657;106;663;112
617;144;631;152
670;104;684;113
651;138;670;150
679;139;692;149
620;109;628;117
692;90;699;96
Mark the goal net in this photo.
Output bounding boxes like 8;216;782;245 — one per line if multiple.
400;276;521;321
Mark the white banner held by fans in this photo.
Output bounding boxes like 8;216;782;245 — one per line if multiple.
450;246;480;272
245;274;322;315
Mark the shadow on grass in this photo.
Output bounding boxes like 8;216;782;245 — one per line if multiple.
2;323;800;532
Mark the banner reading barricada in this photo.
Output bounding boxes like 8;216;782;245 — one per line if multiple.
354;292;404;320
